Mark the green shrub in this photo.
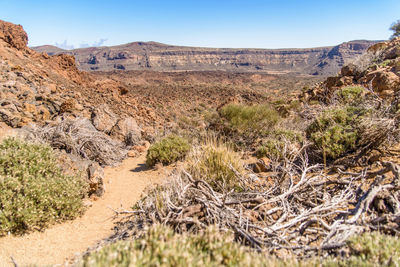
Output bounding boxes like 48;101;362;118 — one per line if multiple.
0;138;87;235
256;139;284;159
306;106;368;159
256;129;303;159
186;140;244;192
146;135;191;167
270;129;304;143
336;86;365;104
79;225;280;267
343;232;400;266
80;224;399;267
218;103;280;136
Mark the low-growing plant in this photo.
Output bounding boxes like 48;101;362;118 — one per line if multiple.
256;129;303;159
256;139;284;159
336;86;365;104
306;106;368;159
0;138;87;235
146;135;191;167
270;128;304;143
80;225;399;267
186;140;244;192
80;225;276;267
218;103;280;136
344;232;400;266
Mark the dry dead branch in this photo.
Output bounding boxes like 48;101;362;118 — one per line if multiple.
107;143;400;257
22;118;127;166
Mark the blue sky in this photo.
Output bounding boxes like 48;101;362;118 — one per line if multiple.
0;0;399;49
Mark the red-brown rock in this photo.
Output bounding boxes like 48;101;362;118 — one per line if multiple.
0;20;28;50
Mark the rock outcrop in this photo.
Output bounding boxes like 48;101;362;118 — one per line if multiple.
33;40;379;76
300;37;400;102
110;116;142;146
0;20;28;50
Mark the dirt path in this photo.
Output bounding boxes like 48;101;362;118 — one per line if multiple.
0;154;165;266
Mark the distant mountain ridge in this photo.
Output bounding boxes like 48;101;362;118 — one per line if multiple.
33;40;380;75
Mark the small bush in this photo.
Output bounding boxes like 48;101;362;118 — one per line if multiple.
146;135;191;167
256;139;284;159
270;129;304;143
344;232;400;266
0;138;87;235
80;225;279;267
218;103;280;136
256;129;303;159
186;140;244;192
306;106;368;159
336;86;365;104
80;225;399;266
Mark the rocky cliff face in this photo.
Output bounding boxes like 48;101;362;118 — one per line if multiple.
33;40;378;75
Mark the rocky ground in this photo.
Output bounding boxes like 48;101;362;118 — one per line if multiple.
0;18;320;224
301;38;400;102
1;18;400;266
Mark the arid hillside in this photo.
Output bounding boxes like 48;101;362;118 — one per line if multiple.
33;40;378;75
3;17;400;267
1;19;322;138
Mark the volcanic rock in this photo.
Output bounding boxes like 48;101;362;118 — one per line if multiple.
0;20;28;50
91;104;119;134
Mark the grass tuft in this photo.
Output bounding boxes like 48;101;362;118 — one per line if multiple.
186;139;244;192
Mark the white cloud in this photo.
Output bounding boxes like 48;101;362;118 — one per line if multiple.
54;38;108;50
79;38;108;48
55;40;75;50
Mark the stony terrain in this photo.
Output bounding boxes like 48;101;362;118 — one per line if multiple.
0;20;323;137
2;17;400;267
33;40;378;75
302;37;400;101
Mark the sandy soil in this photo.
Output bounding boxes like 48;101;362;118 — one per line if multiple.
0;153;165;266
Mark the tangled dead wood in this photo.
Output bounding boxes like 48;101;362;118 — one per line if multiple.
23;118;127;166
107;148;400;256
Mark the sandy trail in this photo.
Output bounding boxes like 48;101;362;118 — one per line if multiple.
0;154;164;266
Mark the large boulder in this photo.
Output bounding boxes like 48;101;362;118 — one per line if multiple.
111;116;142;146
384;46;400;60
341;63;359;77
58;152;105;197
0;19;28;50
365;69;400;95
91;104;118;134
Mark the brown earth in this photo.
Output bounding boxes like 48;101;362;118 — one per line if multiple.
0;19;322;138
33;40;379;76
